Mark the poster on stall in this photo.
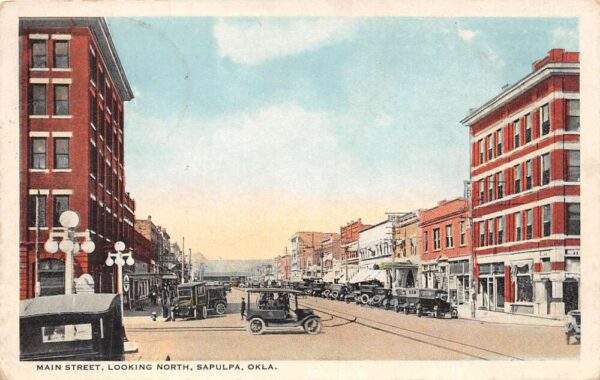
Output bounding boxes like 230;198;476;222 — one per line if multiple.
1;0;599;379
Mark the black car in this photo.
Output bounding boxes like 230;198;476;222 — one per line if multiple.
415;289;458;318
20;294;125;361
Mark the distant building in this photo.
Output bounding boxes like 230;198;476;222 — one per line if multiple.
279;254;292;280
340;219;371;282
462;49;580;318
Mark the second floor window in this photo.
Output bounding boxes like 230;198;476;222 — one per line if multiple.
526;160;533;190
54;41;69;68
526;209;533;240
31;137;47;169
53;195;70;226
479;179;484;205
28;195;47;227
567;100;580;132
460;221;466;246
541;103;550;135
54;85;69;115
479;221;486;246
445;224;454;248
543;204;552;237
54;138;70;169
424;231;429;252
488;176;494;201
31;40;47;68
542;153;551;185
479;140;484;164
514;164;522;194
567;203;580;235
497;216;504;244
433;228;441;250
567;150;580;182
498;171;504;198
515;212;522;241
30;84;47;115
488;219;494;246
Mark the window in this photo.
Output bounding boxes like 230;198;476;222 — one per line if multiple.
496;129;503;156
488;176;494;201
567;150;580;182
497;216;504;244
99;70;106;98
89;200;97;228
541;153;551;185
53;195;70;226
567;203;580;235
107;167;112;192
460;221;466;246
28;195;47;227
89;95;97;127
54;85;69;115
541;103;550;135
89;49;98;84
514;119;521;149
424;231;429;252
445;225;454;248
515;265;533;302
31;40;47;68
488;134;494;160
526;209;533;240
479;221;486;247
567;100;580;132
54;138;69;169
525;117;532;143
543;204;552;237
54;41;69;68
98;160;104;183
526;160;533;190
566;257;580;273
433;228;441;250
541;258;551;272
90;143;97;177
498;171;504;199
31;138;47;169
479;179;484;204
479;140;484;164
106;126;113;150
30;84;47;115
514;164;521;194
99;111;105;137
515;211;522;241
488;219;494;246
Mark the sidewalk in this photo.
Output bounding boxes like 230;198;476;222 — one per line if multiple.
123;303;165;327
456;305;564;327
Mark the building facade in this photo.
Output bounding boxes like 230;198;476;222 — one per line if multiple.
420;198;472;304
462;49;580;318
290;232;331;279
279;254;292;280
340;219;371;282
19;18;135;299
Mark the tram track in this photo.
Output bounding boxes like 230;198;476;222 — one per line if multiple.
299;298;525;361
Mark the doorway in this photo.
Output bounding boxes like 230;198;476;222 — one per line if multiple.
495;277;505;311
564;280;579;313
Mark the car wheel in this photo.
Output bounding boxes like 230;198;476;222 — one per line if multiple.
331;291;338;300
303;318;322;335
389;299;399;309
248;318;265;335
360;294;370;305
215;302;226;315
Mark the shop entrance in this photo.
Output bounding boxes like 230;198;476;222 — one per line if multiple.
564;280;579;313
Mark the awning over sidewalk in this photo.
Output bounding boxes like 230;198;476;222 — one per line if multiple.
349;270;386;284
322;271;336;283
161;274;178;280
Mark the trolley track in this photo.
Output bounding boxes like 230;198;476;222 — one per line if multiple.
299;298;525;361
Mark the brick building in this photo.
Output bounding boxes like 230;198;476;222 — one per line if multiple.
19;18;135;299
134;216;169;274
340;219;370;282
279;254;292;281
420;198;472;304
462;49;580;318
290;231;336;279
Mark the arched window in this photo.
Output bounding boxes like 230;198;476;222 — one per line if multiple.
39;259;64;296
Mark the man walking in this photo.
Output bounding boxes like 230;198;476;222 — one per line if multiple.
240;297;246;320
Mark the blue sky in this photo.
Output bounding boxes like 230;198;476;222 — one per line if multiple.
106;17;578;260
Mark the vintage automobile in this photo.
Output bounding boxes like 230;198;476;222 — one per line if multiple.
245;289;322;335
394;287;420;314
355;284;379;305
565;310;581;344
327;283;350;301
368;287;393;308
310;282;327;297
414;288;458;318
20;294;124;361
174;282;229;319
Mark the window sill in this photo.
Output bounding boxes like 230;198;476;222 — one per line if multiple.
90;173;97;180
28;227;49;231
29;169;49;173
52;115;72;119
30;68;49;72
90;122;96;130
53;168;72;172
90;80;96;88
29;115;49;119
52;68;72;72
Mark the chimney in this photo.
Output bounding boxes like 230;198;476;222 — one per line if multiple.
148;215;152;221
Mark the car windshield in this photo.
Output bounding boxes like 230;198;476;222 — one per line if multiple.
178;288;192;298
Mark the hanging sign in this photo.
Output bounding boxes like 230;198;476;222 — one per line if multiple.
123;274;130;292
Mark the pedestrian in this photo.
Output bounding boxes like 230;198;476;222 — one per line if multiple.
240;297;246;320
151;290;157;305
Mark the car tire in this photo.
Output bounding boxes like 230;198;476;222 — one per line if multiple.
215;302;226;315
303;318;322;335
248;318;265;335
360;294;370;305
330;291;338;300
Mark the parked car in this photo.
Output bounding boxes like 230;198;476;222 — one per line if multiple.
414;289;458;318
368;287;393;308
245;289;322;335
565;310;581;344
20;294;124;361
310;282;326;297
205;284;229;315
327;283;350;300
394;287;420;314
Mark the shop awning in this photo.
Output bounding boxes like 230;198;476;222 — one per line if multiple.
322;271;336;283
380;261;418;270
161;274;178;280
349;269;385;284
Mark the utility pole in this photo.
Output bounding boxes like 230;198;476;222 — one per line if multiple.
34;189;41;297
181;237;185;284
189;248;192;281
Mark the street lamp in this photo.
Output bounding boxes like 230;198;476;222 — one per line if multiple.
44;210;95;294
105;241;134;324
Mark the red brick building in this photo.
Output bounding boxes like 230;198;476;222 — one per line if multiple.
462;49;580;318
279;254;291;281
19;18;135;299
420;198;472;304
340;219;371;281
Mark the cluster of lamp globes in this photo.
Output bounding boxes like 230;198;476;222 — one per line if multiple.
43;211;96;255
105;241;135;268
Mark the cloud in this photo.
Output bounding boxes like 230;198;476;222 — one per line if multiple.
458;28;478;43
552;27;578;48
212;18;358;65
481;45;505;69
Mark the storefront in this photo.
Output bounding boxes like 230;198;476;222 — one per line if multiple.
380;261;418;290
478;262;506;312
38;259;65;296
125;273;162;309
448;259;470;305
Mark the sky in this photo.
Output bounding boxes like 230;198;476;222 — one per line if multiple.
106;17;578;261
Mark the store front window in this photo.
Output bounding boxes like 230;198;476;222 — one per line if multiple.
39;259;65;296
515;265;533;302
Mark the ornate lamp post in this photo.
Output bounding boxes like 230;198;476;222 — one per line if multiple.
44;210;95;294
105;241;134;322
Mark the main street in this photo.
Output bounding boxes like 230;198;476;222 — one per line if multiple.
124;288;578;361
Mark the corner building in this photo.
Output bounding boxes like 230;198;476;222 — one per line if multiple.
19;18;135;299
462;49;580;318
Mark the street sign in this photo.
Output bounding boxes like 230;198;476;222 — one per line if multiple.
123;274;130;292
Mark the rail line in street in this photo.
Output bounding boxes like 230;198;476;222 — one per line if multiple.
299;298;525;361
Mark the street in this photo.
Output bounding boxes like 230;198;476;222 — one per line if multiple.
124;288;579;361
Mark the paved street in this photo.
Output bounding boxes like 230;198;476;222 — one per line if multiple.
124;289;579;361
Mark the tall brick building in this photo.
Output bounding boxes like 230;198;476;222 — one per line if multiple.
462;49;580;318
19;18;135;299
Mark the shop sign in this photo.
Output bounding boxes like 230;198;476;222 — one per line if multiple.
566;249;580;256
123;275;130;292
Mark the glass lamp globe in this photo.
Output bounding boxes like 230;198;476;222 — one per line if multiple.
59;210;80;229
44;240;59;254
126;256;134;266
59;239;74;253
115;256;125;267
105;257;114;266
114;241;126;251
81;240;95;254
73;242;81;254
